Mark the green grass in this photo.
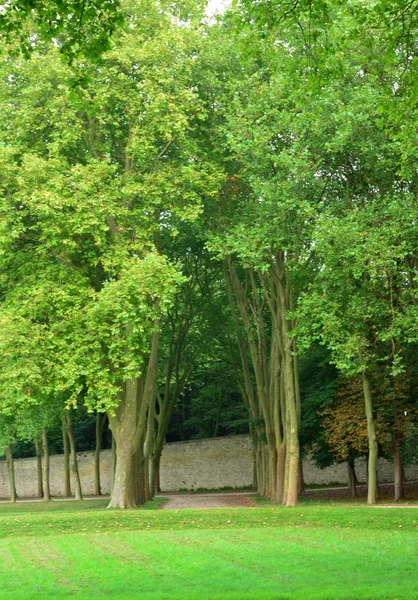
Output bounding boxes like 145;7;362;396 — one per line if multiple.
0;499;416;599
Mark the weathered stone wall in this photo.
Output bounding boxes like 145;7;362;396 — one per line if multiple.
302;456;418;486
0;434;417;498
0;451;114;499
160;434;254;491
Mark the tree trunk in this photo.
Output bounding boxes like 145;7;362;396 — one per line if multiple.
282;324;299;507
276;441;286;502
35;436;43;498
62;417;71;497
347;459;357;497
65;411;83;501
111;433;117;495
5;445;17;502
393;431;404;501
42;427;51;501
108;378;141;509
362;372;378;505
143;395;156;501
95;412;106;496
276;254;299;507
298;458;305;494
108;432;138;508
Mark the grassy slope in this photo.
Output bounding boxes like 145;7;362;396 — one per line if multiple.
0;500;416;600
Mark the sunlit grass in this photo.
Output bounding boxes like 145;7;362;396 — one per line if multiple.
0;500;416;599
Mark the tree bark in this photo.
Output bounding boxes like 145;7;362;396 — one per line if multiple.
362;372;378;505
393;431;404;501
5;445;17;502
62;417;71;497
111;432;117;495
108;378;141;509
277;265;299;507
298;458;305;494
65;411;83;501
35;436;43;498
95;412;106;496
347;459;357;497
41;427;51;501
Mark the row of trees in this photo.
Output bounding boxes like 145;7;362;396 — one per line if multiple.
0;0;417;507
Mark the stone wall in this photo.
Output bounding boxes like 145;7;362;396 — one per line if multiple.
0;434;417;498
160;434;254;491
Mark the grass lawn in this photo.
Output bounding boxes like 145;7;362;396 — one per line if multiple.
0;499;416;599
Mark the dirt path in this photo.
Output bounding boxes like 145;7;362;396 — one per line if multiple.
158;492;256;510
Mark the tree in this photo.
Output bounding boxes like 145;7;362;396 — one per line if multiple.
0;0;222;508
0;0;123;60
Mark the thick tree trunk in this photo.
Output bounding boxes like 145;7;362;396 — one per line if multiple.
108;378;141;509
65;411;83;501
62;417;71;497
41;427;51;501
5;445;17;502
108;433;138;508
393;432;404;501
35;436;43;498
362;372;378;505
95;412;106;496
347;459;357;497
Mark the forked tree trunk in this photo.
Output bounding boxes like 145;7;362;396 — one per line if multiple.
362;372;378;505
347;459;357;497
65;411;83;501
62;417;71;497
5;445;17;502
41;427;51;501
35;436;43;498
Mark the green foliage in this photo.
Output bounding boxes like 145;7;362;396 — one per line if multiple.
0;0;123;60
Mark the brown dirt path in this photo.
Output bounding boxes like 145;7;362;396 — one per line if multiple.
158;492;256;510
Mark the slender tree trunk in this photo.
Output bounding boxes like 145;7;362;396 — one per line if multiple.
143;396;156;501
95;412;106;496
42;427;51;501
65;411;83;501
35;436;43;498
282;328;299;507
347;459;357;497
62;417;71;497
362;372;378;505
111;433;117;496
5;445;17;502
276;254;299;507
298;458;305;494
393;432;404;501
135;330;159;505
276;442;286;502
